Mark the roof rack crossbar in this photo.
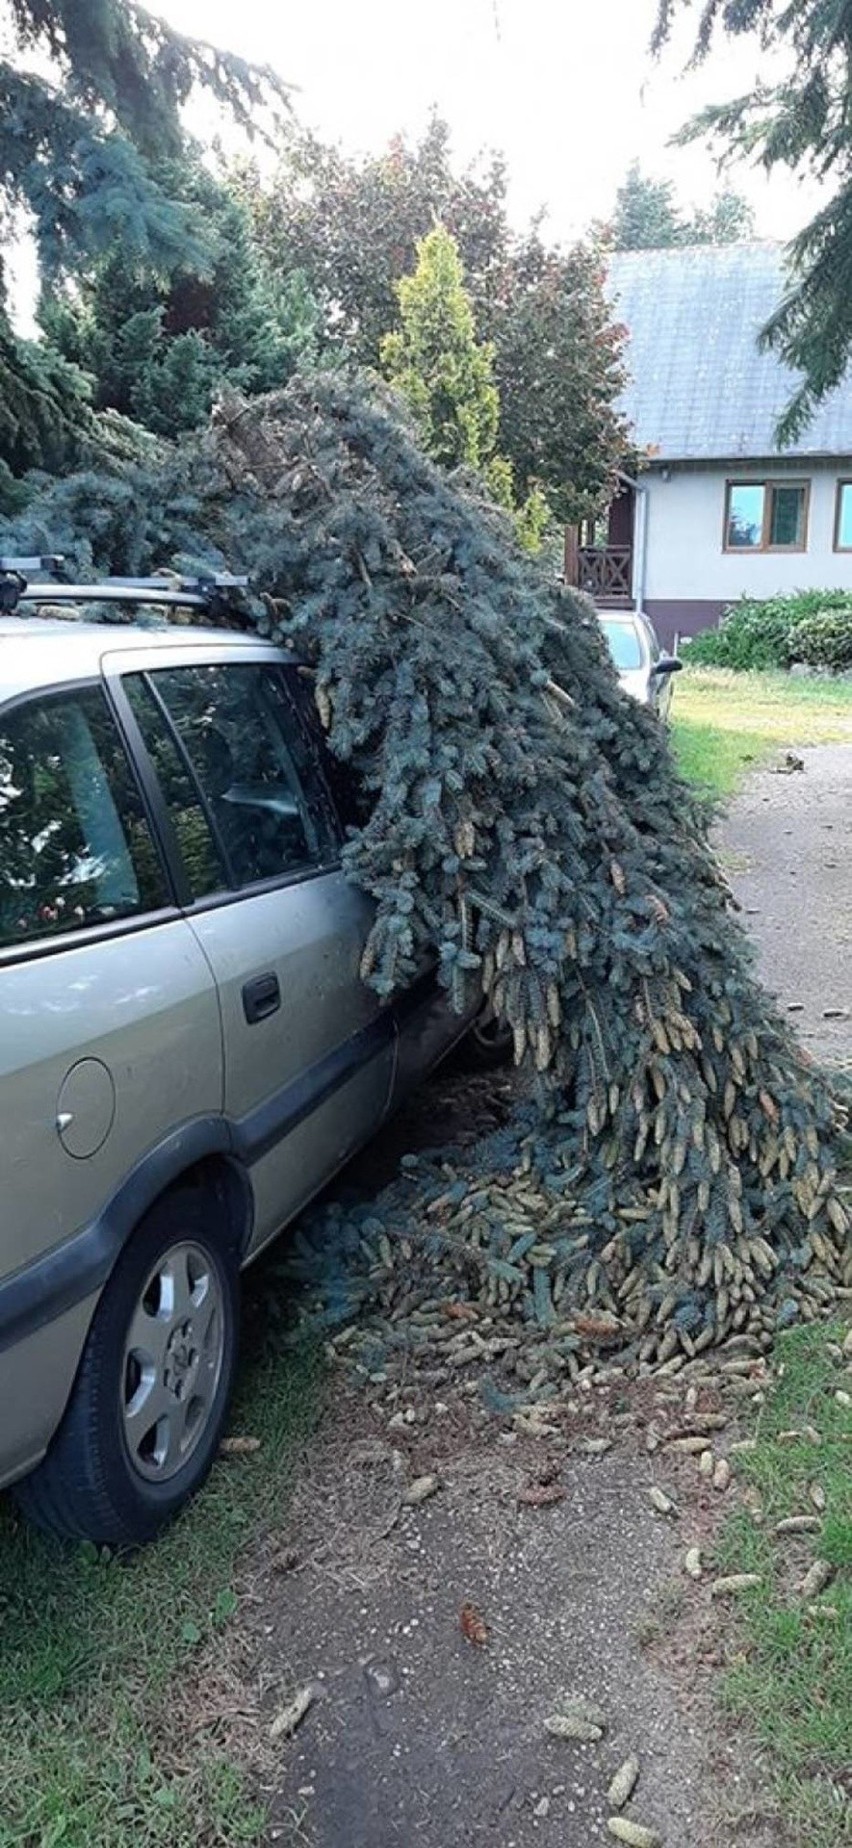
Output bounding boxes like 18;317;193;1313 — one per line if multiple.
17;573;249;594
17;585;210;610
4;569;250;616
0;555;65;576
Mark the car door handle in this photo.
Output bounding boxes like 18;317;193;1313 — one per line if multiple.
242;972;281;1024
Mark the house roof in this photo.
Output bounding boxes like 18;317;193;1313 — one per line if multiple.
606;242;852;464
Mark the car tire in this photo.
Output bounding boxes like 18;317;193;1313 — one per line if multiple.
14;1186;240;1547
461;1006;514;1070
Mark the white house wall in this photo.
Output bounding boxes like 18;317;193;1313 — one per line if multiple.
640;461;852;647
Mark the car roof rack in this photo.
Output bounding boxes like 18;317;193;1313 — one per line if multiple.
0;557;249;615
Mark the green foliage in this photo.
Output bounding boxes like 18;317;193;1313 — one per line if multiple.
513;481;552;553
246;117;629;523
3;374;847;1354
688;591;852;671
4;2;289;163
486;232;629;525
691;189;755;245
381;227;553;551
43;168;319;440
247;114;509;366
653;0;852;441
381;227;500;472
0;0;291;495
0;310;91;498
715;1324;852;1848
790;609;852;671
612;163;684;250
611;159;755;250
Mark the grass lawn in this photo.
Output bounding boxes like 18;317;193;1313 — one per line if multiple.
671;666;852;798
0;1304;323;1848
714;1323;852;1848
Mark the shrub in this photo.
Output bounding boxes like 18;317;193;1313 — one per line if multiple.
789;608;852;670
688;590;852;671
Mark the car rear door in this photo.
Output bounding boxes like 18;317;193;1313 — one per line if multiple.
0;679;222;1294
106;646;395;1255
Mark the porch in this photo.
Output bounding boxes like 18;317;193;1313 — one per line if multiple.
564;478;635;610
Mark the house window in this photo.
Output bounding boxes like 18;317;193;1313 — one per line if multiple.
834;480;852;551
724;480;809;552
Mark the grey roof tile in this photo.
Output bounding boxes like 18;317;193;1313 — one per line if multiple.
606;243;852;462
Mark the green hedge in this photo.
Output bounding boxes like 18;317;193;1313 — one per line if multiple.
688;590;852;671
790;608;852;670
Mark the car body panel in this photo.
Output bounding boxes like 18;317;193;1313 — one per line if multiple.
186;872;396;1255
0;920;223;1282
0;1293;100;1491
0;616;266;703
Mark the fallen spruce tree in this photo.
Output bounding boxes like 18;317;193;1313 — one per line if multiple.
7;373;850;1372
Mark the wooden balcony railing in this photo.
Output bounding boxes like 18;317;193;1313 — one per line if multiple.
576;545;633;606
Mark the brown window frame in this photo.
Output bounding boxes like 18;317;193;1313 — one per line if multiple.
833;478;852;552
723;478;810;554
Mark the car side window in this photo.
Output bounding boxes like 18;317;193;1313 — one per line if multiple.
143;663;338;889
0;686;169;950
284;663;370;832
123;675;229;902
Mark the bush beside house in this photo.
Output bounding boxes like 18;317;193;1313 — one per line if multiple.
687;590;852;672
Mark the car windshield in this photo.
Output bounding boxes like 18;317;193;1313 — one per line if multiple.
600;620;643;672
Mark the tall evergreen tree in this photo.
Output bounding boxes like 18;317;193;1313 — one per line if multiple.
381;227;501;473
612;163;686;250
381;227;550;547
0;0;290;495
653;0;852;439
43;168;319;440
611;160;755;250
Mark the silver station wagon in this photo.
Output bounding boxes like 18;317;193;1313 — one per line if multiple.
0;560;485;1545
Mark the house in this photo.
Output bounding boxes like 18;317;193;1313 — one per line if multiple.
565;242;852;650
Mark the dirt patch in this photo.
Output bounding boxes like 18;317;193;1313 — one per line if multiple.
209;1369;781;1848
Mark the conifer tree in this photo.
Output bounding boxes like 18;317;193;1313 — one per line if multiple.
381;227;549;547
653;0;852;439
43;170;319;440
3;373;847;1361
0;1;290;493
381;227;500;473
610;160;754;251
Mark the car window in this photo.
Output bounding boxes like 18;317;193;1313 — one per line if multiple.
643;620;661;663
600;620;643;672
0;686;168;949
123;675;229;902
283;663;369;832
143;663;338;888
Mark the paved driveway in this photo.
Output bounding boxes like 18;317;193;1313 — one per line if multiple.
721;744;851;1069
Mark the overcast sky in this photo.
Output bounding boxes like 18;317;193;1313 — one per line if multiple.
157;0;820;244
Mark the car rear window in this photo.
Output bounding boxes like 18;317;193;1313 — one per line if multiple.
0;687;168;949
